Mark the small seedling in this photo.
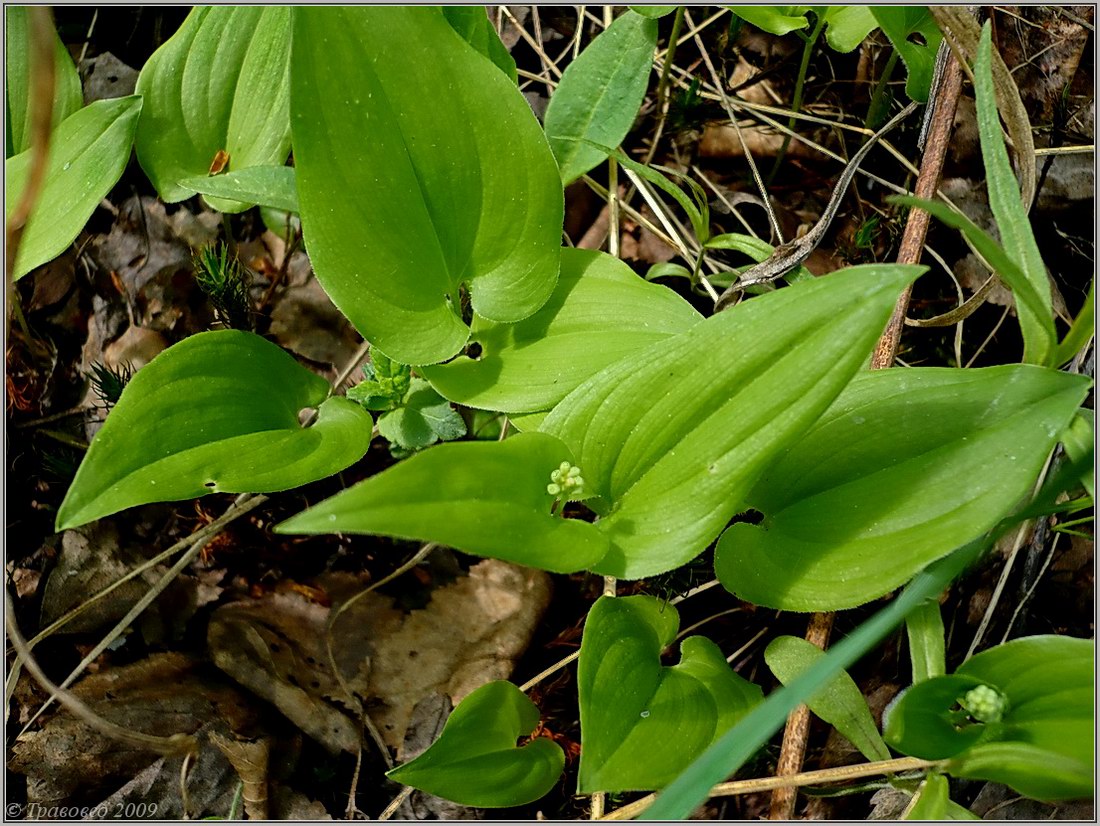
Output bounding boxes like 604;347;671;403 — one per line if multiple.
193;243;252;330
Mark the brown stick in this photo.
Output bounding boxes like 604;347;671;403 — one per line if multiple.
768;610;834;818
871;51;965;370
6;7;57;316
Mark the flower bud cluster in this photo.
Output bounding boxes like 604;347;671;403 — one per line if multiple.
547;461;585;497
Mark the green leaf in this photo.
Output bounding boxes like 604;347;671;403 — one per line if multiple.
578;596;761;792
377;378;467;451
179;165;298;213
544;10;657;185
1060;409;1094;499
765;635;891;762
612;150;710;244
974;22;1054;365
134;7;291;211
905;774;980;820
644;537;991;819
276;432;609;574
629;6;677;19
387;681;564;807
885;636;1094;800
906;599;946;683
821;6;879;53
422;248;701;415
871;7;943;102
541;263;922;579
292;7;563;366
716;365;1089;610
729;6;810;36
5;6;83;157
347;352;411;411
1054;281;1094;367
6;96;142;281
442;6;517;84
890;194;1057;363
56;330;374;531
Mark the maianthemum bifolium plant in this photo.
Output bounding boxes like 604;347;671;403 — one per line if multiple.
6;4;1093;817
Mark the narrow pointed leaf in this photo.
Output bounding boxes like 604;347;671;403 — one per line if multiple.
442;6;517;83
544;10;657;184
5;6;83;157
541;264;923;579
179;165;298;213
716;365;1089;610
422;248;701;414
885;636;1094;801
6;96;142;280
974;22;1053;365
578;596;761;793
765;635;891;762
292;7;563;366
906;600;946;683
387;681;564;807
134;6;292;211
1054;280;1094;367
276;432;608;574
56;330;374;530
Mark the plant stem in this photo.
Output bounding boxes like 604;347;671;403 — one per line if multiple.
866;49;901;129
656;6;686;113
767;12;826;184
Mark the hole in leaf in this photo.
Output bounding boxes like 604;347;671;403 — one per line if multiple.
907;32;927;46
298;407;317;426
204;481;216;488
466;341;483;360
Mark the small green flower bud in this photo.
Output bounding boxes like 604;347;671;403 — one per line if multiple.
547;483;561;496
960;684;1007;723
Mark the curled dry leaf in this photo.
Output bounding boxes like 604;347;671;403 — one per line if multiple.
9;653;258;807
209;731;270;820
207;559;552;754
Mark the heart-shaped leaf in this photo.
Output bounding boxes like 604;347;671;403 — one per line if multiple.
387;680;564;807
179;165;298;213
134;6;292;210
885;636;1094;801
715;365;1090;610
56;330;374;530
578;596;762;793
291;7;563;366
276;432;609;574
6;96;142;280
5;6;83;157
422;248;701;415
765;635;890;762
543;10;657;184
442;6;517;83
821;6;879;53
541;264;923;579
871;7;943;102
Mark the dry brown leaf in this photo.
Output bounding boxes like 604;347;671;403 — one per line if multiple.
10;653;258;807
209;731;270;820
208;559;552;754
269;277;361;370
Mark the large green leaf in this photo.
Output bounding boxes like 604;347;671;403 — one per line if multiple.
291;7;563;366
765;635;890;762
56;330;374;531
821;6;879;53
885;636;1094;800
442;6;517;83
6;96;142;281
421;248;701;415
5;6;83;157
716;365;1089;610
543;10;657;185
871;7;943;102
974;21;1053;365
387;681;564;807
578;596;761;792
178;165;298;213
275;432;608;574
134;6;292;210
541;264;923;579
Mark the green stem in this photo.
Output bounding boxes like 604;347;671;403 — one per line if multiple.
656;6;686;113
866;49;901;129
767;11;826;184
